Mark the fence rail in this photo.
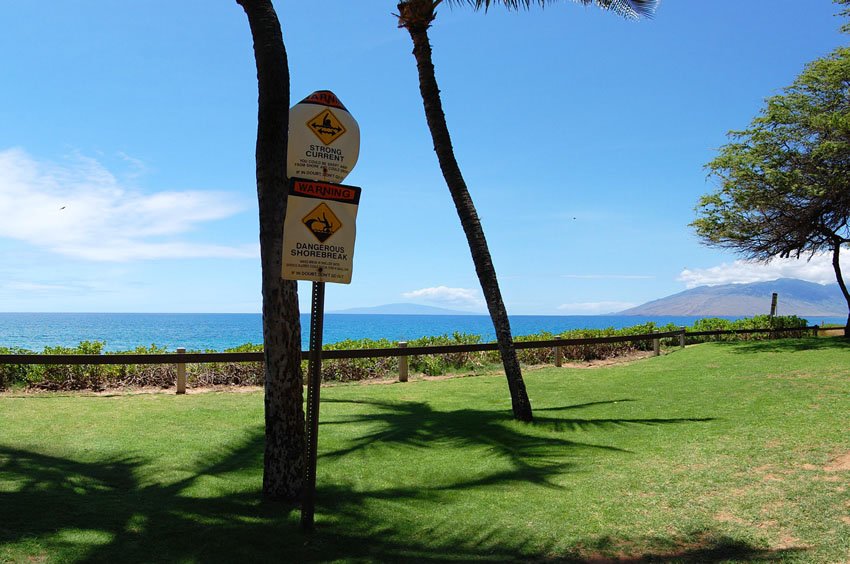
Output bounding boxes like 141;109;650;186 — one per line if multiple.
0;326;818;367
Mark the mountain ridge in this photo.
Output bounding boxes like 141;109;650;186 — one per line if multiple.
618;278;846;316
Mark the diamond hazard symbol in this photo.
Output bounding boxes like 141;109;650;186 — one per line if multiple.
307;109;347;145
302;203;341;243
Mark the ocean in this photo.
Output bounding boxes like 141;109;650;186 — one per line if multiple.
0;312;841;353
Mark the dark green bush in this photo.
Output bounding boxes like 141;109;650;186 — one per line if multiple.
108;344;175;388
0;347;32;390
407;333;488;376
319;338;398;381
27;341;108;391
189;343;264;387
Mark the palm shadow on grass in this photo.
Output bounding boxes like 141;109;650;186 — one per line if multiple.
0;399;805;562
719;336;850;354
321;398;713;458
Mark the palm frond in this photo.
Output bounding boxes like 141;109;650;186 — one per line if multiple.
443;0;659;19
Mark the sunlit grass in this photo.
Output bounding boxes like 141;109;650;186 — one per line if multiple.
1;337;848;562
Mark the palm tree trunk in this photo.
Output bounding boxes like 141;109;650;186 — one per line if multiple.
237;0;305;502
404;24;533;421
830;239;850;337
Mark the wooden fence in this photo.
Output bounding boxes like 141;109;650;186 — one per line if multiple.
0;326;820;393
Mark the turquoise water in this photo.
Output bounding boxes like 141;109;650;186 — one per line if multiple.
0;312;840;352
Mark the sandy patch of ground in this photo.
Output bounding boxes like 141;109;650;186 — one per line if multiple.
824;452;850;472
818;328;846;337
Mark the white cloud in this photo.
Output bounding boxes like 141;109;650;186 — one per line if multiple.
0;148;256;261
556;301;636;314
402;286;484;309
678;253;836;288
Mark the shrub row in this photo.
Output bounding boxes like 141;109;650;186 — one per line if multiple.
0;316;812;392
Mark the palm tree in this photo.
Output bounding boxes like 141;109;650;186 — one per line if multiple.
237;0;305;504
396;0;658;422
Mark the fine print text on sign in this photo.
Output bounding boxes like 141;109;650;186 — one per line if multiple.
282;178;361;284
287;90;360;184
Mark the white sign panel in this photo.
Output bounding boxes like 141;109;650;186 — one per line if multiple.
282;178;361;284
287;90;360;184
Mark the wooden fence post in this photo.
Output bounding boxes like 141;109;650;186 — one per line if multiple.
398;342;408;382
554;346;563;368
652;333;660;357
679;326;686;349
176;347;186;394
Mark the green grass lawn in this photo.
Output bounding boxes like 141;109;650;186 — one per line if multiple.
1;338;848;563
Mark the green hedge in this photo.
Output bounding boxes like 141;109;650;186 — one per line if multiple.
0;316;813;391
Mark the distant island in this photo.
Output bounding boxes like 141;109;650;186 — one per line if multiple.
618;278;846;317
329;303;481;316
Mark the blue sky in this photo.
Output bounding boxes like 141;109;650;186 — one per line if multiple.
0;0;846;314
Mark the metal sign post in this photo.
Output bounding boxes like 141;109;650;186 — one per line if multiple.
283;90;360;533
301;275;325;532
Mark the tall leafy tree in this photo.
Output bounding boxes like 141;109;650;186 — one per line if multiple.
237;0;305;502
693;26;850;333
396;0;658;422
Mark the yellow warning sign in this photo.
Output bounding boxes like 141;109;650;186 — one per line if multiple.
282;179;360;284
307;109;347;145
302;202;341;243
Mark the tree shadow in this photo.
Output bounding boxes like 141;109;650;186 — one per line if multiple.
321;398;714;458
0;400;801;563
562;530;808;562
719;336;850;354
534;399;637;411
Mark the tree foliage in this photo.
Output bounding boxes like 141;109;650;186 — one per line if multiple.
838;0;850;33
693;46;850;260
693;23;850;330
442;0;657;19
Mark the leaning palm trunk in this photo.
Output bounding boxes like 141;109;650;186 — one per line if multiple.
402;18;533;421
238;0;306;502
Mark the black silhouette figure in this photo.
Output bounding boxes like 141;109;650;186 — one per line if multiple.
311;111;342;136
305;212;335;242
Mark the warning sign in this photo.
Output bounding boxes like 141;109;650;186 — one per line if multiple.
302;203;341;243
299;90;347;109
282;178;361;284
287;90;360;184
307;109;347;146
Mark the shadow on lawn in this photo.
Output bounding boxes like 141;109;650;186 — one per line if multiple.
722;336;850;355
0;401;802;563
321;398;714;463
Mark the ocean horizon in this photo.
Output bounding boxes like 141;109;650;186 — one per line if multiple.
0;312;841;353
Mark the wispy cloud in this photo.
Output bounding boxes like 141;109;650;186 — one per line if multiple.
0;276;117;300
4;281;79;293
678;254;836;288
115;151;148;180
402;286;485;309
556;301;636;314
561;274;655;280
0;148;256;261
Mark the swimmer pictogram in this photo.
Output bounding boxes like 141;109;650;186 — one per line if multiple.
307;109;347;145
